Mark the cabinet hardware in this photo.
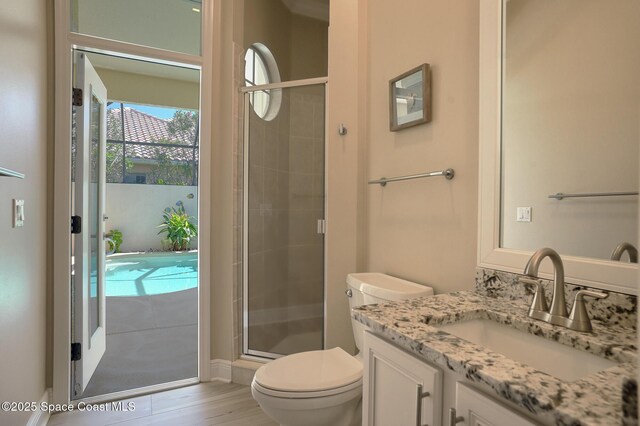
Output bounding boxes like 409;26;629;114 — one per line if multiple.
449;408;464;425
416;384;431;426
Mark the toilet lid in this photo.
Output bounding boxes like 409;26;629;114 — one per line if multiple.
254;347;363;392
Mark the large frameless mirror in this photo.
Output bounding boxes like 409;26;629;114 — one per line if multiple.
478;0;638;294
499;0;639;262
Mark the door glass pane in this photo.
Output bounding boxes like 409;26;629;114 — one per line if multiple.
245;84;325;357
89;93;102;338
71;0;202;56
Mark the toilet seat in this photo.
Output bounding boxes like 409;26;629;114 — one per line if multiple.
253;347;363;397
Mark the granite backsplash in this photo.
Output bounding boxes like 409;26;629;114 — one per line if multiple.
475;267;637;329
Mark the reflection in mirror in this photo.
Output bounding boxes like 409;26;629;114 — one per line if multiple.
500;0;640;261
610;242;638;264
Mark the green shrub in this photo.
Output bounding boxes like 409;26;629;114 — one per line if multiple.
158;201;198;251
106;229;123;253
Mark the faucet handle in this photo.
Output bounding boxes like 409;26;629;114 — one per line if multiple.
519;278;549;315
568;290;608;332
574;289;608;300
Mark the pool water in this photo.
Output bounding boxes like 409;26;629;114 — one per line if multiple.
105;253;198;297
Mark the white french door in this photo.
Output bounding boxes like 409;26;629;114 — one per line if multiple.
72;51;108;397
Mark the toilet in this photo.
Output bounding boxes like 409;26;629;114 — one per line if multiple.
251;273;434;426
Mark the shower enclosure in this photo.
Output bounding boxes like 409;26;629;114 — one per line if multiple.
242;79;326;359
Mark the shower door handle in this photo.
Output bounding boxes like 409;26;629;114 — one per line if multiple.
317;219;326;235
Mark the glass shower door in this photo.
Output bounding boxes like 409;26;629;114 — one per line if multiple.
243;83;326;358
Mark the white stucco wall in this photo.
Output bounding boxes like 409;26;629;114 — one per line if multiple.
105;184;199;252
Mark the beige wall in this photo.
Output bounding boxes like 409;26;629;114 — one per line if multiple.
243;0;328;82
290;14;329;80
324;0;367;353
501;0;640;260
242;0;478;354
210;0;237;362
94;68;200;110
364;0;480;295
244;0;293;81
0;0;50;424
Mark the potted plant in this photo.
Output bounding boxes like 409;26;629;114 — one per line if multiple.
157;201;198;251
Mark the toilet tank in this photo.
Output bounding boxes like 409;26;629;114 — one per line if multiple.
346;273;433;352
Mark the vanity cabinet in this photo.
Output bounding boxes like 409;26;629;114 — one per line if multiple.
363;332;442;426
454;382;536;426
363;332;540;426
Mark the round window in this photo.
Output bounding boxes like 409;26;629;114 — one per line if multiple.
244;43;281;121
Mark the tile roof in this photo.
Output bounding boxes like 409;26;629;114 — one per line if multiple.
107;107;197;163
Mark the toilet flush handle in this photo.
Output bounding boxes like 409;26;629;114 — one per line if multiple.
345;289;352;297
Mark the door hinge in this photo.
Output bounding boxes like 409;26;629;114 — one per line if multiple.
71;343;81;361
72;88;83;107
317;219;326;235
71;215;82;234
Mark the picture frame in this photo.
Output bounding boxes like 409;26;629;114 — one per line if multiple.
389;63;431;132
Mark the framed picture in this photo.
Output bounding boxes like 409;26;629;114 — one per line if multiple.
389;63;431;132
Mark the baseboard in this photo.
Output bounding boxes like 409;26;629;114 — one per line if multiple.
26;388;51;426
210;359;232;383
231;359;264;386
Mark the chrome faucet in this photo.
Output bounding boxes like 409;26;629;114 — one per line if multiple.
520;248;608;332
611;242;638;263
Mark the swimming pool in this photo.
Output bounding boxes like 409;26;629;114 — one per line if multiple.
105;252;198;297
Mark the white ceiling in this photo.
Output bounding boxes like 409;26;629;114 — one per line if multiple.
281;0;330;22
86;52;200;83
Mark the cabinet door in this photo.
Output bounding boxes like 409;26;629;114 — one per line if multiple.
454;383;537;426
363;332;442;426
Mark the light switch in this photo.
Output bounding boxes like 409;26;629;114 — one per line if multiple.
13;199;25;228
516;207;531;222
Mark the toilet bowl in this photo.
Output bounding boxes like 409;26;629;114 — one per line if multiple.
251;273;433;426
251;347;363;426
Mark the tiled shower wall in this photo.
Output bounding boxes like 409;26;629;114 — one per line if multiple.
283;87;325;354
233;45;325;357
233;43;244;359
246;89;293;353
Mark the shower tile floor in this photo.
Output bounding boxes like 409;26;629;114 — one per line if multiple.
82;288;198;398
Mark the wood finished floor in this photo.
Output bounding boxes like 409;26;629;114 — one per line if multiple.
47;382;277;426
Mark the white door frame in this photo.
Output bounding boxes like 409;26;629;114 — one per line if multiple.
52;0;214;404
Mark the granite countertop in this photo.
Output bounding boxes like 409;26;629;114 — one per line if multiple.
352;291;638;426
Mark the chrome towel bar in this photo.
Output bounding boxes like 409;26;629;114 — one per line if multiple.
0;166;25;179
368;168;455;187
548;191;638;200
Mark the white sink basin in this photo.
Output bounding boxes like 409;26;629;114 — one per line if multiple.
438;319;618;382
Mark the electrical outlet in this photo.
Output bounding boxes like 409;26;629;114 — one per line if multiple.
13;199;24;228
516;207;531;222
